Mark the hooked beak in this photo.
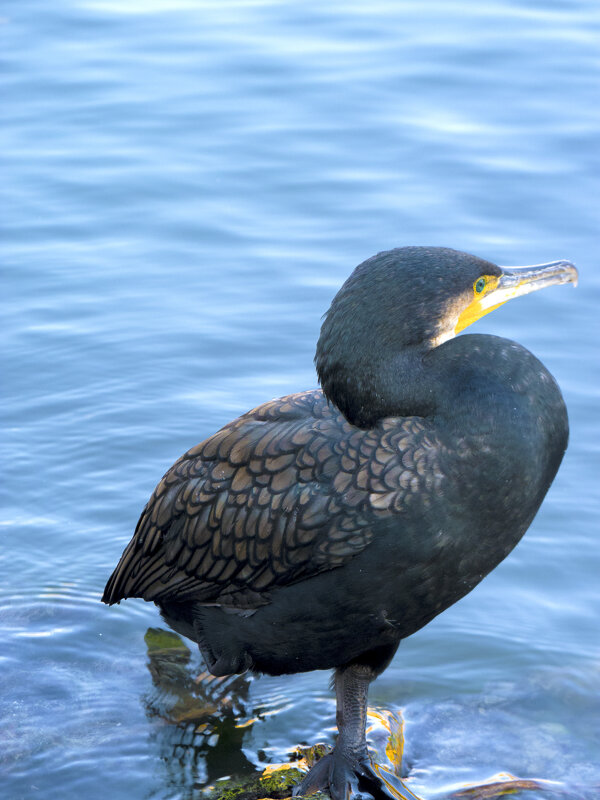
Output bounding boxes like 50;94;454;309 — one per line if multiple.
455;260;578;334
495;259;578;300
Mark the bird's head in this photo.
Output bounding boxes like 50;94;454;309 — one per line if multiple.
316;246;577;426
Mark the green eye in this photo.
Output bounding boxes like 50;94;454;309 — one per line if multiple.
474;277;487;294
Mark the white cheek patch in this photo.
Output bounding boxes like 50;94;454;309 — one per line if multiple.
430;298;466;347
430;326;457;347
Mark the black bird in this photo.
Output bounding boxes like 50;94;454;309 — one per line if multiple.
103;247;577;800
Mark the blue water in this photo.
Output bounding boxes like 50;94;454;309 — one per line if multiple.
2;1;599;799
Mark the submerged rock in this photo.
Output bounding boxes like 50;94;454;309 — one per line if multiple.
201;763;328;800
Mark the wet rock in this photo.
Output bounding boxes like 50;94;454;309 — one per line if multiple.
201;763;328;800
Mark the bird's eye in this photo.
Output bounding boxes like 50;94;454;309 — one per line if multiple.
474;277;487;294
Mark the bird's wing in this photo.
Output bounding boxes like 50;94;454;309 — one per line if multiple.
102;390;445;609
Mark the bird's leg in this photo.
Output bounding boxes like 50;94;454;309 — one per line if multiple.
293;663;393;800
334;662;371;768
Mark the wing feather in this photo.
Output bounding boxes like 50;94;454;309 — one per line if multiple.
102;390;445;609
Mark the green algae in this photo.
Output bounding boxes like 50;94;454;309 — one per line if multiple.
203;765;325;800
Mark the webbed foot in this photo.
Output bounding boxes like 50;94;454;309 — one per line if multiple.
292;747;401;800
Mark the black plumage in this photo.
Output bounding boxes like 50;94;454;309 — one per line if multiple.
103;246;577;800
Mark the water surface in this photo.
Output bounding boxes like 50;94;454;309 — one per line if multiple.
2;1;599;799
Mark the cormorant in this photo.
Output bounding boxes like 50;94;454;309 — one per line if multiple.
103;247;577;800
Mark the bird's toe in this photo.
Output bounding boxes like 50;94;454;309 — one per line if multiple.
293;749;400;800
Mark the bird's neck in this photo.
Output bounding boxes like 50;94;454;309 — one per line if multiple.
324;336;522;430
323;344;443;429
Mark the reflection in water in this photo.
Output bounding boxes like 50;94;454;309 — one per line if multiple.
143;627;255;791
140;638;571;800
